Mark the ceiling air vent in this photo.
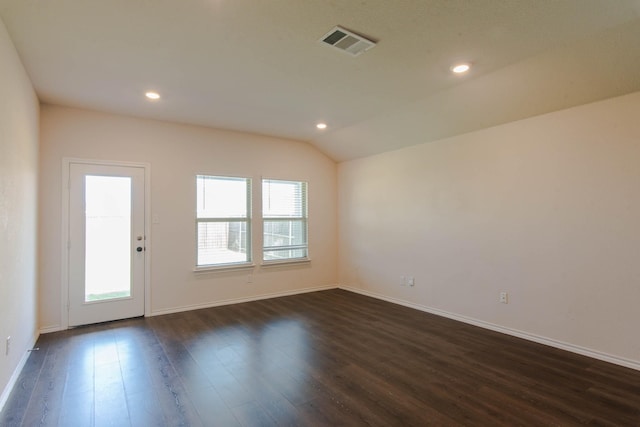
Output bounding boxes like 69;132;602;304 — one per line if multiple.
319;26;376;57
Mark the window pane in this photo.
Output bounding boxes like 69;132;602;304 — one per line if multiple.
197;175;248;218
263;220;306;248
196;174;251;267
197;221;249;266
264;248;308;261
84;175;132;302
262;179;308;261
262;180;306;218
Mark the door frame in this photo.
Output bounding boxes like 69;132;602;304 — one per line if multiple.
61;158;151;329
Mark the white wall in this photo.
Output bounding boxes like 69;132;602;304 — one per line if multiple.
0;18;39;404
39;105;337;329
338;91;640;367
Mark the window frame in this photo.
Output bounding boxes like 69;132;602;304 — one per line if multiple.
262;178;309;264
195;175;252;270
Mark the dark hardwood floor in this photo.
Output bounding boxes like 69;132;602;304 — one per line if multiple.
2;289;639;426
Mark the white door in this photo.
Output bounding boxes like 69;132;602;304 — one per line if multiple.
68;162;146;326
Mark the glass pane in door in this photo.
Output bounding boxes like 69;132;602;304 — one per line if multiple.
84;175;132;302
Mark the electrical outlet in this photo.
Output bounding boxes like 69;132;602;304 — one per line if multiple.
499;292;508;304
400;276;406;286
408;277;415;287
6;336;10;356
247;274;253;284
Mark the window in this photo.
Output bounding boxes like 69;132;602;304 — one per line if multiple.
262;179;308;262
196;175;251;267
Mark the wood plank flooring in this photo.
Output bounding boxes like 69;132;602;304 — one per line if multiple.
2;289;639;426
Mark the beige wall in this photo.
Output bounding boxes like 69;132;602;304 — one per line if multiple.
338;91;640;366
39;105;338;329
0;18;39;403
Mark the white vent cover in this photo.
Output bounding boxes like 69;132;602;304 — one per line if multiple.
319;26;376;57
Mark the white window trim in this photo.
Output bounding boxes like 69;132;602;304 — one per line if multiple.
193;263;255;273
261;258;311;267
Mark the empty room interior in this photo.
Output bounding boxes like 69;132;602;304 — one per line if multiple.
1;0;640;425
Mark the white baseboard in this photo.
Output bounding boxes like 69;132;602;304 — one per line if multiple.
0;332;39;413
339;285;640;372
40;286;340;329
149;284;338;317
39;325;65;334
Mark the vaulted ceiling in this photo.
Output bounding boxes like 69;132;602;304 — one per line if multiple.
1;0;639;161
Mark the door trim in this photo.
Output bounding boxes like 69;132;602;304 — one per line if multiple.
61;158;151;329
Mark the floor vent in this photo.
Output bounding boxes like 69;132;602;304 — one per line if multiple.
319;26;376;57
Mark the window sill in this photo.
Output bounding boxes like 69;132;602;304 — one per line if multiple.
261;258;311;267
194;263;255;273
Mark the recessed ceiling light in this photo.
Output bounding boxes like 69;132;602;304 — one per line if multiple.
451;63;471;74
316;123;327;130
145;91;160;100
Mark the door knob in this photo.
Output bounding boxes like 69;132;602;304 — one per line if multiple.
136;247;143;252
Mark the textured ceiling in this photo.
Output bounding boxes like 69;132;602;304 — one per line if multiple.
1;0;639;161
